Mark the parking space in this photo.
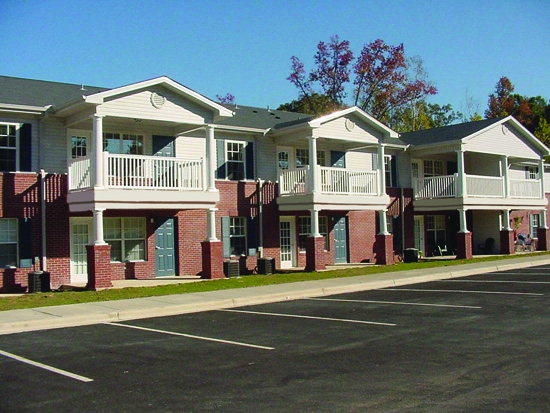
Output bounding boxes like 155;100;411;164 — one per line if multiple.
1;265;550;412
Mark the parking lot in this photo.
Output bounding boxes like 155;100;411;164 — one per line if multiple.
1;265;549;412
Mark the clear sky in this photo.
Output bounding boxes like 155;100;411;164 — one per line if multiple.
1;0;549;117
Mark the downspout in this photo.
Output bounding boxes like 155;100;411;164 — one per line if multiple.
257;178;264;258
400;186;405;254
40;169;47;271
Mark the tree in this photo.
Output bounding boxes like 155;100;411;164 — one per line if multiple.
389;101;462;132
485;76;515;118
285;36;437;120
277;93;341;115
216;93;236;105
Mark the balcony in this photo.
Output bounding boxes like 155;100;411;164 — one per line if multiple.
413;174;546;211
67;153;219;212
277;166;388;211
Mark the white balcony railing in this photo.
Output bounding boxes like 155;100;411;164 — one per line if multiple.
68;153;205;191
414;174;542;200
279;166;379;196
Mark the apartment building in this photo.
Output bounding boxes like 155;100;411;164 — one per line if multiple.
0;75;548;292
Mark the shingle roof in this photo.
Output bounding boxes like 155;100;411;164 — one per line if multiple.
0;75;108;108
399;117;504;146
216;104;314;130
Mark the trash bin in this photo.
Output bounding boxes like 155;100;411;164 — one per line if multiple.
28;271;51;293
257;257;275;274
223;260;240;277
403;248;419;263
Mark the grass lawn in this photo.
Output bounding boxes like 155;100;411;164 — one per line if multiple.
1;253;548;312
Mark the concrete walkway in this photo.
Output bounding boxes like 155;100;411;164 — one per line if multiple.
1;254;549;335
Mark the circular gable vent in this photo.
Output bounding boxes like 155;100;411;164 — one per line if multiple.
151;92;166;109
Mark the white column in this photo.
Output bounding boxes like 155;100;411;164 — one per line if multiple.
539;158;545;199
377;144;386;196
503;209;512;230
458;208;469;233
501;155;509;198
92;209;107;245
310;208;321;237
379;209;389;235
456;149;466;197
206;125;218;192
92;114;105;189
308;136;318;194
206;208;218;241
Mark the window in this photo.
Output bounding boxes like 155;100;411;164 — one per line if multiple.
426;215;446;248
71;135;87;158
530;214;540;239
227;217;247;256
298;216;328;252
317;150;326;167
103;133;144;155
385;155;398;187
278;150;289;170
104;217;146;262
296;149;309;168
0;124;17;172
0;218;18;267
226;141;246;180
423;160;444;177
526;166;539;180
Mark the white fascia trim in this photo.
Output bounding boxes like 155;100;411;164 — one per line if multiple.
84;76;234;118
308;106;399;138
0;103;49;115
211;124;268;134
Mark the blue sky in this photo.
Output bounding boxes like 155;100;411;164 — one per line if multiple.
1;0;549;117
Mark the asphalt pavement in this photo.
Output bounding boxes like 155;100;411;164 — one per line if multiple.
1;254;549;335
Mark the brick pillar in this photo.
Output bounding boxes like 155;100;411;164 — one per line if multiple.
201;240;225;279
375;234;394;265
537;227;550;251
86;244;112;290
456;232;472;259
305;236;327;272
500;230;515;255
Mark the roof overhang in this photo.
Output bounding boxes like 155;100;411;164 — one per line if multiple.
0;103;50;116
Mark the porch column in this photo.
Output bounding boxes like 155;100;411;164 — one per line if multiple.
308;135;318;194
500;209;515;255
310;208;321;237
375;209;394;265
378;209;389;235
501;155;510;198
92;208;106;245
539;158;545;200
92;114;105;189
201;207;224;279
377;144;386;196
456;208;472;259
456;149;466;197
205;125;218;192
458;208;469;233
206;208;218;241
502;209;512;230
305;208;326;272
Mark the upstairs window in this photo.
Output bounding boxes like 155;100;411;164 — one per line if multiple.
103;133;144;155
226;141;246;180
526;166;539;180
295;149;326;168
0;124;17;172
385;155;398;187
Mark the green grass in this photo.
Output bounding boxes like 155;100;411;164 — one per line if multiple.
1;252;548;312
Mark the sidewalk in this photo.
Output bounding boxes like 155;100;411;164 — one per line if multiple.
1;254;549;335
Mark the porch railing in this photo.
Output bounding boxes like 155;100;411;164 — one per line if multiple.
414;174;542;200
279;166;379;196
68;153;205;191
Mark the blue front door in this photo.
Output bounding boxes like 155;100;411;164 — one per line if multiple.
334;216;348;264
155;218;176;277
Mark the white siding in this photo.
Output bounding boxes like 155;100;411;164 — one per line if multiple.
346;148;376;171
41;118;68;174
176;134;206;160
545;171;550;193
467;123;540;159
97;86;214;124
465;152;501;176
315;115;383;143
257;137;277;181
397;151;412;187
472;210;501;253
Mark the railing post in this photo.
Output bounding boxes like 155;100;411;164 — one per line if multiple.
309;136;318;194
456;149;466;197
501;155;509;198
539;158;545;199
92;114;105;189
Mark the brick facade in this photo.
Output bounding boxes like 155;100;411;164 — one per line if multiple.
456;232;473;259
500;230;515;255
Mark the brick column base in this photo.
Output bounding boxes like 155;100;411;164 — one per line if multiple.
201;241;225;279
456;232;473;259
537;227;550;251
86;244;113;290
500;230;515;255
305;236;327;272
375;234;394;265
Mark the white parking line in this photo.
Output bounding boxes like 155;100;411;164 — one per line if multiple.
388;288;543;296
489;272;550;276
108;322;274;350
0;349;93;382
441;280;550;285
306;298;482;309
220;309;396;326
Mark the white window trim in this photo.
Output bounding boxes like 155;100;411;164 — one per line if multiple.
104;217;147;262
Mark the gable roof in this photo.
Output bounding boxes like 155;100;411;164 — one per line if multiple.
0;75;107;109
399;117;503;146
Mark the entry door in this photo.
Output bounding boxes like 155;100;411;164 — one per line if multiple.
414;216;425;254
70;219;92;284
155;218;176;277
279;217;296;269
334;216;348;264
153;135;175;157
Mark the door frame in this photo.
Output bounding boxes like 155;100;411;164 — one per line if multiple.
279;216;296;269
333;216;348;264
69;217;92;284
413;215;425;255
